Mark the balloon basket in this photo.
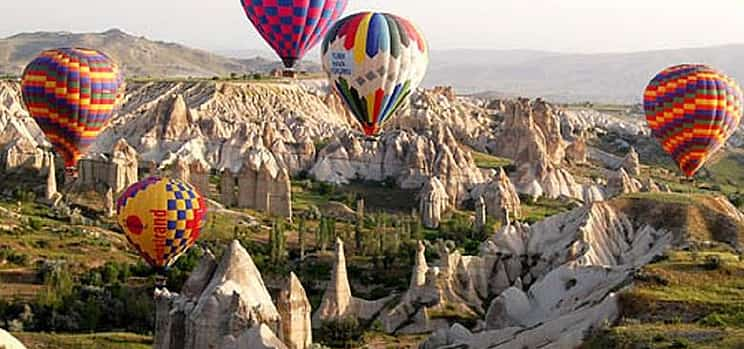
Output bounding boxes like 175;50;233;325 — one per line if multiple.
282;70;297;79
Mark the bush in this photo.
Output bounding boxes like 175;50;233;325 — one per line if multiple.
318;317;363;347
0;247;29;266
702;255;724;270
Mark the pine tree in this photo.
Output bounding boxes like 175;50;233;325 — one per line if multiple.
298;215;306;261
354;218;363;253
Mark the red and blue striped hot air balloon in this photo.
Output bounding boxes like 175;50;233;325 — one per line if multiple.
644;64;743;177
21;48;125;171
240;0;348;69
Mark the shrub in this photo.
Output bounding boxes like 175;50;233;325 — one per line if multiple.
702;255;724;270
318;317;363;347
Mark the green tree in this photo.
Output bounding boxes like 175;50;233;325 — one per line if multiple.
354;218;363;253
298;215;306;261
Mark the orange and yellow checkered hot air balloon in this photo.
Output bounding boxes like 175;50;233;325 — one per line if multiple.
21;48;125;172
644;64;743;177
116;177;207;272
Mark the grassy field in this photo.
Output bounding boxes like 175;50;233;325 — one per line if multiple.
12;332;152;349
470;150;513;170
583;250;744;349
520;196;577;224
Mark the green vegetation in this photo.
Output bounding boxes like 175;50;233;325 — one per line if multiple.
12;332;152;349
318;318;364;348
520;196;577;224
583;250;744;349
471;150;513;170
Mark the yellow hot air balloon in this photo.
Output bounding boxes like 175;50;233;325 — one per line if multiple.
116;176;207;271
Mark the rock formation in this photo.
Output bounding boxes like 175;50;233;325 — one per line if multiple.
88;81;347;174
0;328;27;349
277;273;312;349
78;138;139;193
382;240;486;335
313;239;391;328
104;187;115;217
474;197;486;232
485;98;594;201
221;148;292;218
565;132;588;164
188;160;211;196
475;169;521;223
44;152;61;205
310;128;485;206
606;168;642;197
171;158;210;196
222;324;288;349
419;177;450;229
620;146;641;176
154;241;282;349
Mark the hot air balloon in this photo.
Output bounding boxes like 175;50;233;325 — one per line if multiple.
117;176;207;272
644;64;743;177
239;0;348;72
321;12;429;136
21;48;125;174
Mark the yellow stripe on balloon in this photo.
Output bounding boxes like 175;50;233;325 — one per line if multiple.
354;13;373;64
366;92;376;123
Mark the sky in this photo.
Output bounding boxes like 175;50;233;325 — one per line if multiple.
3;0;744;55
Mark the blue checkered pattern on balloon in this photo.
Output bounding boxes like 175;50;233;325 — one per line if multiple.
240;0;348;68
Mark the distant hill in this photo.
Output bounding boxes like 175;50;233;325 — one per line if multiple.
425;45;744;104
5;29;744;104
0;29;320;78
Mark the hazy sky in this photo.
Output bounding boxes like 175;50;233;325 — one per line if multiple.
3;0;744;54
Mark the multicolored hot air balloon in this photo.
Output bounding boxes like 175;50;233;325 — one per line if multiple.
644;64;743;177
240;0;348;69
21;48;125;171
117;177;207;271
321;12;429;136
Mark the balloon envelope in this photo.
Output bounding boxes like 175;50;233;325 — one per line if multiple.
240;0;348;69
322;12;429;136
117;177;207;271
644;64;743;177
21;48;125;169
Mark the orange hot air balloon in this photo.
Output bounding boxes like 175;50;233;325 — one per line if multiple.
21;48;125;173
644;64;743;177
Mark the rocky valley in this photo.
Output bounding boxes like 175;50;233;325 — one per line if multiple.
0;77;743;349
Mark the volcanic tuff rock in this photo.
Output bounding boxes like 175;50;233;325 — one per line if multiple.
620;146;641;176
154;241;282;349
77;138;139;193
471;169;521;223
277;273;312;349
381;240;485;335
420;194;744;348
0;329;27;349
311;127;486;205
92;81;348;174
419;177;451;229
389;87;493;143
313;239;392;328
220;148;292;218
222;324;288;349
